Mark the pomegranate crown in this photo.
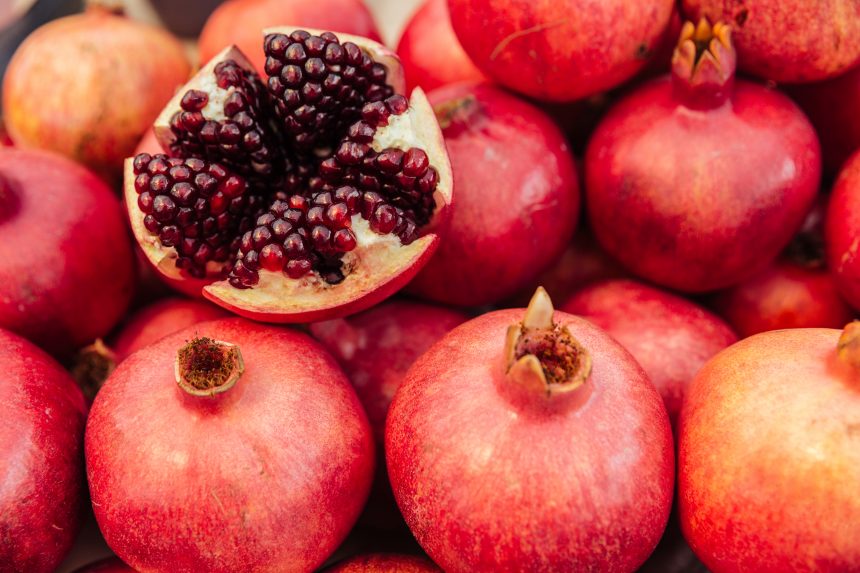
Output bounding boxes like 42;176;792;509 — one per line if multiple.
175;337;245;397
504;287;591;398
837;321;860;371
672;19;736;107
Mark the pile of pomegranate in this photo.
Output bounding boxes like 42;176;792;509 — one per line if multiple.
1;0;859;571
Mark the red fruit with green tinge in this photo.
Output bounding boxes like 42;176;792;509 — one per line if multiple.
387;289;674;572
408;83;579;307
0;328;88;572
86;318;375;572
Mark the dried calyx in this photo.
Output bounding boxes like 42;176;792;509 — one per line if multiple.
505;287;591;397
672;19;736;108
837;321;860;371
126;29;451;321
175;337;244;396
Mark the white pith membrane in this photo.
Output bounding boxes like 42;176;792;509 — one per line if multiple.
124;29;452;321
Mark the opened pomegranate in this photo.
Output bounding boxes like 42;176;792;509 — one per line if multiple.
826;151;860;311
387;288;674;572
586;20;820;292
127;29;451;321
311;300;468;527
563;279;737;428
447;0;674;101
325;554;441;572
87;318;374;572
0;328;88;572
72;558;134;573
396;0;485;92
679;325;860;571
407;83;578;306
2;6;190;182
682;0;860;83
199;0;381;75
0;149;134;357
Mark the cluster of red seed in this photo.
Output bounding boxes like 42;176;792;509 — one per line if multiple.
137;30;440;287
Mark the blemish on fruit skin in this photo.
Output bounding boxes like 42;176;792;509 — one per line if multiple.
488;19;570;61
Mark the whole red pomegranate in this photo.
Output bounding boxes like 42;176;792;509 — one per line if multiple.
387;289;674;572
86;318;374;572
112;297;230;361
312;300;468;528
0;149;135;357
563;279;737;427
324;553;441;572
408;83;579;306
396;0;485;92
789;66;860;174
682;0;860;83
0;328;88;572
447;0;675;102
826;151;860;311
586;20;820;292
127;30;452;322
679;325;860;572
2;6;190;182
712;260;854;337
72;557;135;573
199;0;381;74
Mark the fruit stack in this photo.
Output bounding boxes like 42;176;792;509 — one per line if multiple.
0;0;858;572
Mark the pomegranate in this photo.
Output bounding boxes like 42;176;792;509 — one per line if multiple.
679;325;860;571
826;151;860;311
789;66;860;174
127;29;452;322
407;83;579;307
311;300;468;527
447;0;675;102
386;288;674;572
72;557;135;573
2;6;190;182
86;318;374;572
324;554;441;572
0;149;134;357
586;20;820;292
682;0;860;83
712;259;855;337
199;0;381;75
0;328;88;572
562;279;737;427
396;0;485;92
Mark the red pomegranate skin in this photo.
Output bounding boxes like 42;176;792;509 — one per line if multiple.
396;0;485;92
198;0;381;75
789;66;860;174
133;128;162;157
408;83;579;306
324;553;441;572
712;259;855;337
72;557;136;572
826;152;860;311
86;318;375;573
562;279;737;427
447;0;675;102
0;328;88;572
2;8;190;182
679;328;860;572
386;308;674;572
0;149;135;357
112;297;230;361
682;0;860;83
586;28;821;292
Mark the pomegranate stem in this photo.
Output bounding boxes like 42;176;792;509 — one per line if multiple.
175;337;244;396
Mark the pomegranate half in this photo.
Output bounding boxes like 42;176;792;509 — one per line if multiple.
562;279;737;428
0;328;88;572
0;148;135;357
679;325;860;571
386;289;674;572
126;29;452;322
86;318;374;572
2;6;190;182
586;20;820;292
447;0;675;102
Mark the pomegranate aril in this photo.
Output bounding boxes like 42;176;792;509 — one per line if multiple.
260;244;286;271
285;258;312;278
370;203;398;234
333;228;357;251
